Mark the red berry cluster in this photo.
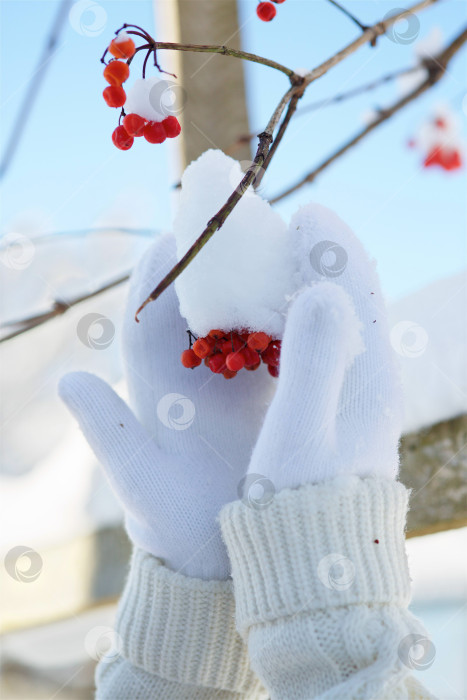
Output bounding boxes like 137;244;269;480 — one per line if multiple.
112;114;181;151
102;30;182;151
424;147;462;171
181;329;281;379
257;0;286;22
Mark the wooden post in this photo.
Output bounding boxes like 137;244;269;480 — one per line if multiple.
153;0;251;168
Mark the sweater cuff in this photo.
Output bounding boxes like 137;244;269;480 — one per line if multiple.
113;548;265;696
220;475;411;638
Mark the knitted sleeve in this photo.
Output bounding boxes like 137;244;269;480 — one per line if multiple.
95;548;267;699
220;476;437;700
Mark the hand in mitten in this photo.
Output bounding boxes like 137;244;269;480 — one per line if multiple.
247;202;404;491
59;233;276;581
221;205;433;700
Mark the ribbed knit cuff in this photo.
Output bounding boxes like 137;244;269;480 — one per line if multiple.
220;475;411;638
114;548;265;696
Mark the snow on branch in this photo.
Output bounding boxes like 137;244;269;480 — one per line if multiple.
134;0;444;319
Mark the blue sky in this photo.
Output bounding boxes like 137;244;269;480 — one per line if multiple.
1;0;466;301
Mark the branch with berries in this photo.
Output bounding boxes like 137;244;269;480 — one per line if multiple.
133;0;444;319
4;0;465;350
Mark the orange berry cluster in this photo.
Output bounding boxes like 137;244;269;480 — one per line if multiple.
181;329;281;379
102;37;135;109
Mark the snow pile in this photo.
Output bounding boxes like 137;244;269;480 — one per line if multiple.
173;149;297;337
125;76;172;122
388;271;467;434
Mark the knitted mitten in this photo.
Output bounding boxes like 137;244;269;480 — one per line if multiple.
247;202;404;491
60;233;276;581
220;204;434;700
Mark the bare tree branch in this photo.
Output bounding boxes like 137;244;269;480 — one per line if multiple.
0;274;130;343
114;25;301;83
134;0;443;318
0;227;156;248
270;27;467;203
148;41;300;82
0;0;73;180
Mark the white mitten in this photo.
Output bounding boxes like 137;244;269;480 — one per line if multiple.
247;202;404;491
220;206;431;700
59;233;276;581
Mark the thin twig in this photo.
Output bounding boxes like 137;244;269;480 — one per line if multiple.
134;0;442;318
301;0;439;88
225;64;424;156
0;274;130;343
149;42;300;82
256;92;304;187
0;0;73;179
271;27;467;204
326;0;369;32
0;227;156;247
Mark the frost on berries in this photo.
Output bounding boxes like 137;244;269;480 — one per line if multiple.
109;32;136;59
409;103;464;172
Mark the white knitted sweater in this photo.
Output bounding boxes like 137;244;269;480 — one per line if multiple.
96;477;436;699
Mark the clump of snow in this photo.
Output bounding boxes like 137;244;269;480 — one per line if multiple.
114;30;131;44
360;108;379;126
397;27;443;97
414;26;443;60
124;77;169;122
388;271;467;434
397;67;427;97
172;150;297;337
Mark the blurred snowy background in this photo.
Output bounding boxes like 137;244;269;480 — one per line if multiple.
1;0;466;698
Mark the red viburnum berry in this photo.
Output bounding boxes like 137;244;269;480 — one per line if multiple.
424;148;442;168
268;364;279;378
109;36;136;60
192;336;215;359
209;353;227;374
257;2;276;21
247;331;270;352
104;85;126;108
208;329;226;340
144;121;167;144
243;346;260;367
162;116;181;138
245;361;261;371
261;340;281;367
112;125;134;150
441;149;462;171
103;60;130;86
223;369;237;379
123;113;146;137
181;349;202;368
226;350;246;372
